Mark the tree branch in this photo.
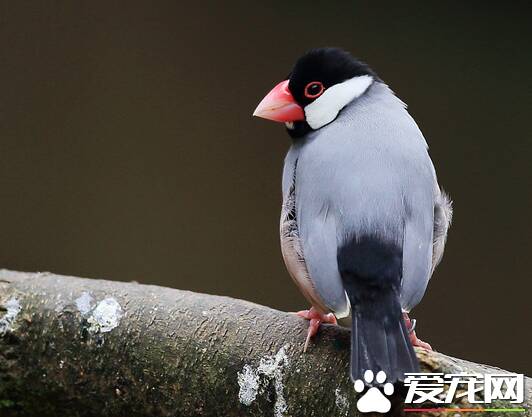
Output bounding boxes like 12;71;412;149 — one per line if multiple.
0;270;529;416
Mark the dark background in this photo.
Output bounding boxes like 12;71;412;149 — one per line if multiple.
1;1;530;374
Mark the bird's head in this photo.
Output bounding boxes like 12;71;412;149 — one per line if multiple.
253;48;377;138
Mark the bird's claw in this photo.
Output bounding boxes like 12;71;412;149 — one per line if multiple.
296;307;337;353
403;312;432;351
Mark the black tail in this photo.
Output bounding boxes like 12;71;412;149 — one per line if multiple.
338;235;420;383
351;305;419;382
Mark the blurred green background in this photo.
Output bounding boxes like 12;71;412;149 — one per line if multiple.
1;1;530;374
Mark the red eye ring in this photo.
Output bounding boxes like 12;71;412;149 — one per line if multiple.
304;81;325;99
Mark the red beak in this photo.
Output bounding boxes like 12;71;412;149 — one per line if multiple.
253;80;305;123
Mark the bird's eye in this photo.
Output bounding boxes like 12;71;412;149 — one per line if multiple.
304;81;324;99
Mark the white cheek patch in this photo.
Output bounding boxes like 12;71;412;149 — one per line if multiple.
304;75;373;129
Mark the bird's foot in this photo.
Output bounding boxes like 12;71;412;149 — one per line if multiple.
295;307;337;353
403;312;432;351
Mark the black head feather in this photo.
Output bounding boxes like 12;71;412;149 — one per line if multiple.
288;48;377;107
285;48;377;139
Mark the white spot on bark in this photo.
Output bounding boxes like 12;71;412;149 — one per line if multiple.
87;297;123;333
75;292;94;315
335;387;350;415
237;364;260;405
0;297;22;336
237;345;290;417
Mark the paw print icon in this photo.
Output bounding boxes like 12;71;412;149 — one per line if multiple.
354;370;395;413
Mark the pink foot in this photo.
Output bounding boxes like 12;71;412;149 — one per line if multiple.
403;312;432;351
296;307;337;353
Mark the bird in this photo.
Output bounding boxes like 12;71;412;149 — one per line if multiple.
253;48;452;383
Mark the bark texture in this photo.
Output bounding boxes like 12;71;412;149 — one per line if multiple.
0;270;529;417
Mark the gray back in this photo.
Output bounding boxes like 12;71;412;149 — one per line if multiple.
283;82;437;313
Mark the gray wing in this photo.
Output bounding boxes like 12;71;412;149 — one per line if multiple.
298;207;351;318
281;146;350;318
401;185;452;311
432;187;453;273
400;198;434;312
